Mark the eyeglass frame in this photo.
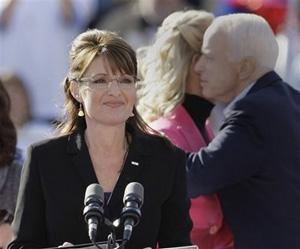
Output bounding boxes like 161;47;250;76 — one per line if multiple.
71;73;139;90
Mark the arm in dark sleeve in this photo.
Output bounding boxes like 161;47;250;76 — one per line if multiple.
9;146;47;249
158;148;192;247
187;109;265;197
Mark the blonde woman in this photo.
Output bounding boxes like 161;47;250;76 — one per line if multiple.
138;10;234;249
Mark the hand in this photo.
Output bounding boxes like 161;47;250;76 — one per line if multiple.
0;223;13;249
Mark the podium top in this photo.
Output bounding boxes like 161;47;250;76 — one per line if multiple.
46;245;198;249
66;246;198;249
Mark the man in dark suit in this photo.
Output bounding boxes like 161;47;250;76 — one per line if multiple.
187;13;300;249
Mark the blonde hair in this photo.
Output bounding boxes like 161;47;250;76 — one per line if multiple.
58;29;150;135
137;10;214;122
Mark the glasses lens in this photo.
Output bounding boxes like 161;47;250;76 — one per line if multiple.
119;75;135;88
91;75;109;88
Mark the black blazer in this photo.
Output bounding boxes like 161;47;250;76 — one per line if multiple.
187;71;300;249
10;125;192;249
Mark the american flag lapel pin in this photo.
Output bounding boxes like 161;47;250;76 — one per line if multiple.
131;161;139;166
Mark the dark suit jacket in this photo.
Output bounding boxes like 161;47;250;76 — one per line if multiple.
10;125;192;249
187;71;300;249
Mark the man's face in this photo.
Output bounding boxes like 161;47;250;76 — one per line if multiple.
194;27;241;104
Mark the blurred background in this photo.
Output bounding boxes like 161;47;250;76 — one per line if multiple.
0;0;299;153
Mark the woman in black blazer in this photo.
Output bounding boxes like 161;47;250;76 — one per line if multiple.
9;29;192;249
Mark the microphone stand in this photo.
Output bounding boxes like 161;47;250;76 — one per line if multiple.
103;217;119;249
103;218;127;249
107;233;117;249
83;216;125;249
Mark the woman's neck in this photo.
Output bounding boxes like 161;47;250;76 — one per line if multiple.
84;123;127;155
84;123;129;192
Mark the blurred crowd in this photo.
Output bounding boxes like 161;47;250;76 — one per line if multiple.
1;0;300;248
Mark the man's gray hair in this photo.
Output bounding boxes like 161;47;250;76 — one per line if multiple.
213;13;279;69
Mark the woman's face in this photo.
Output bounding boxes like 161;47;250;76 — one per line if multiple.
75;56;137;127
185;54;204;97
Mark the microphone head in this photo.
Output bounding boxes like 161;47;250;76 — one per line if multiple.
123;182;144;207
84;183;104;206
121;182;144;242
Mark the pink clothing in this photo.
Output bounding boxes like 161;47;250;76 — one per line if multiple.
151;105;234;249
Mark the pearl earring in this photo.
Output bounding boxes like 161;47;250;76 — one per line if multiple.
78;103;85;117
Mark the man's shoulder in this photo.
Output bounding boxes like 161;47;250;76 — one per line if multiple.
226;78;300;128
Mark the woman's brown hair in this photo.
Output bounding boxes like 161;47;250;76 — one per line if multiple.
0;79;16;167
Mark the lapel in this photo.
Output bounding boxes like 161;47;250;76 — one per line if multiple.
66;130;98;188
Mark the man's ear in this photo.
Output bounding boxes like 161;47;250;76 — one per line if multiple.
69;80;81;102
238;57;256;81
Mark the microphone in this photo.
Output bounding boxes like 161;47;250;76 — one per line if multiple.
121;182;144;242
83;183;104;243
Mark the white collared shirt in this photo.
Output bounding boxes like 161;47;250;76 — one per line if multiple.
209;82;255;135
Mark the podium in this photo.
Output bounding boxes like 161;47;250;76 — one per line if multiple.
58;247;198;249
72;247;198;249
47;244;198;249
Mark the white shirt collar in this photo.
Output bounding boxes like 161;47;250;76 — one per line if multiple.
223;82;255;118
